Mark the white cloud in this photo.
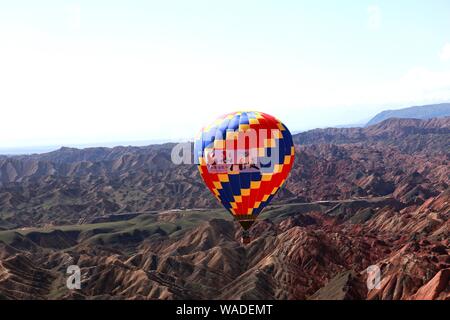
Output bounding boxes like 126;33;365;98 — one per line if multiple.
439;43;450;62
348;67;450;115
367;5;382;31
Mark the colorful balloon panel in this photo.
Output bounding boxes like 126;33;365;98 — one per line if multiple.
194;111;295;229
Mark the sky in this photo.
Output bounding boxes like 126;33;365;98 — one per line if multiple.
1;0;450;149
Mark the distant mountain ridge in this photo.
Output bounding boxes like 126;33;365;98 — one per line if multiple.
366;103;450;126
293;116;450;154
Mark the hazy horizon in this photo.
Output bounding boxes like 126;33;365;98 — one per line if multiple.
1;1;450;149
3;100;450;155
0;137;185;155
0;115;360;155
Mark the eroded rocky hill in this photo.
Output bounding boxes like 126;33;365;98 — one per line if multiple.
0;117;448;300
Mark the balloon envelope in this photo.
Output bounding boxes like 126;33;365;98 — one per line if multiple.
194;111;294;230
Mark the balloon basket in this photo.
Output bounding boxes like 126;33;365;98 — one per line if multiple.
241;230;251;245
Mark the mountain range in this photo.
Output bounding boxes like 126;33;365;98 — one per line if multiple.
0;116;448;300
366;103;450;126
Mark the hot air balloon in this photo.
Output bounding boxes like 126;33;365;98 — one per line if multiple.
194;111;295;244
